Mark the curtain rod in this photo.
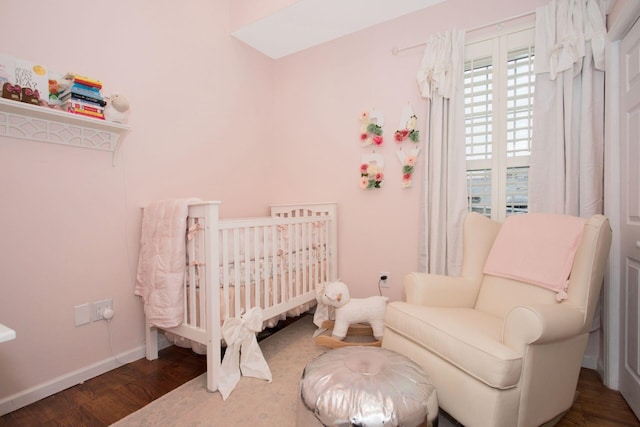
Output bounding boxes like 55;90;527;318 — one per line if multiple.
391;10;536;56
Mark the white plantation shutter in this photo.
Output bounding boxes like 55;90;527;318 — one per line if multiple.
464;27;535;221
507;47;535;158
465;54;494;217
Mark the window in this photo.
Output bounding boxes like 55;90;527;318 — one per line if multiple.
464;27;535;221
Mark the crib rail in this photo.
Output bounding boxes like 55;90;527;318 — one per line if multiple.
183;201;337;332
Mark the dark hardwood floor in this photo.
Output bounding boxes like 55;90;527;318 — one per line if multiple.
1;341;638;426
0;344;206;427
557;368;639;426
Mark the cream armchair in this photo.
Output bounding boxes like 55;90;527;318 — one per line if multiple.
382;212;612;427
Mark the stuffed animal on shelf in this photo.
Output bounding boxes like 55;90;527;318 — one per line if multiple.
315;281;388;348
2;82;21;101
104;93;130;124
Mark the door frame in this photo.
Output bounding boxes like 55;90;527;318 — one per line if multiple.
603;0;640;389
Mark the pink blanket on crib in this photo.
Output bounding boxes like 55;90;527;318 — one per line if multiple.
135;198;199;328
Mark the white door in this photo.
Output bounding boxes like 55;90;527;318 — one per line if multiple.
620;15;640;419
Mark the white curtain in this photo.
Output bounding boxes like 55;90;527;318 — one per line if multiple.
416;29;468;275
529;0;606;217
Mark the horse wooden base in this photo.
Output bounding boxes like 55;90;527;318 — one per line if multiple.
315;320;382;349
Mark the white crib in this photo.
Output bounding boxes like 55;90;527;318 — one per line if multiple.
144;201;338;393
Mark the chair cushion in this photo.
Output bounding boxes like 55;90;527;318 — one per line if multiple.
384;302;522;389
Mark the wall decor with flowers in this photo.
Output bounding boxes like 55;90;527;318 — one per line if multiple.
395;103;421;188
359;109;385;189
359;109;385;147
360;152;385;189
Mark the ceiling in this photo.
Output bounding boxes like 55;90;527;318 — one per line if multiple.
231;0;447;59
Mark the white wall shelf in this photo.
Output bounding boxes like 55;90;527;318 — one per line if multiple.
0;97;131;166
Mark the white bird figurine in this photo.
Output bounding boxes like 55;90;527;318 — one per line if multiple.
104;93;130;123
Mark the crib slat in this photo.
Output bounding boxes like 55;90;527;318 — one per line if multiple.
270;224;278;309
186;217;196;326
262;225;269;310
318;220;325;285
286;223;293;303
221;229;230;321
253;226;261;310
307;222;312;292
196;219;206;329
295;221;302;294
323;215;330;282
232;228;241;318
244;227;250;313
242;227;251;313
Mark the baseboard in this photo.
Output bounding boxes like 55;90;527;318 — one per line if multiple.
0;345;147;416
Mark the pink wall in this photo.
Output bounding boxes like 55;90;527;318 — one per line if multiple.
0;0;546;408
270;0;546;299
0;0;276;404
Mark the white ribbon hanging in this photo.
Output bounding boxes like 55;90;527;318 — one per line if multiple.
218;307;272;400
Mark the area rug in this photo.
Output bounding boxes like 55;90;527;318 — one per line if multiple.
112;315;456;426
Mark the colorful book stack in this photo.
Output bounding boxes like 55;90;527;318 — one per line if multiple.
59;73;106;120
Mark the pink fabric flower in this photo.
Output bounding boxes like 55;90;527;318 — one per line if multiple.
395;129;409;142
373;135;384;146
360;163;369;174
359;176;369;189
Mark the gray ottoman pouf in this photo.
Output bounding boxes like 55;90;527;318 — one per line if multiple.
297;346;438;427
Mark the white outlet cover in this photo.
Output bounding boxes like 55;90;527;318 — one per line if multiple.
74;303;91;326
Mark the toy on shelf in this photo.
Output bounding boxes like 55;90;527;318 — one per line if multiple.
104;93;130;124
2;82;21;101
21;87;40;105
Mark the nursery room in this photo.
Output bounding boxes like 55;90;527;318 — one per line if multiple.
1;0;640;426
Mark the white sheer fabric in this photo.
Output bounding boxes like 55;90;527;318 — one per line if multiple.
530;0;606;217
416;29;467;275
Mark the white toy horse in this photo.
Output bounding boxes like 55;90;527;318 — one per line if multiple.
315;281;388;348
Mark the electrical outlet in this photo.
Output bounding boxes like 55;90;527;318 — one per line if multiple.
93;299;113;321
379;272;390;288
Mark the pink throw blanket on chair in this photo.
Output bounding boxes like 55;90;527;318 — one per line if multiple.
483;213;586;301
135;198;199;328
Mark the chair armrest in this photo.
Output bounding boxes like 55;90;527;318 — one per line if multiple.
503;304;585;352
404;272;481;307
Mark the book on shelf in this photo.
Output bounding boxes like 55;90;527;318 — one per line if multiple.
64;73;102;89
0;55;50;100
67;107;105;120
58;85;103;100
62;100;105;114
70;81;101;94
58;89;105;105
15;59;49;99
